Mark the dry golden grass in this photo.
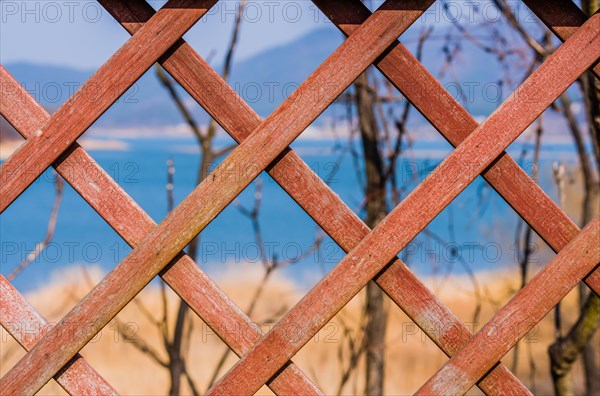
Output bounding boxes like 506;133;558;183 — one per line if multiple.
1;262;595;395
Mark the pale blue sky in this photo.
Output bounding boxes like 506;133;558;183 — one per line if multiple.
1;0;550;73
1;1;331;70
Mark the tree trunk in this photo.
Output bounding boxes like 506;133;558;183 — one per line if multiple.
167;151;213;396
168;340;185;396
550;4;600;394
549;293;600;396
355;71;388;395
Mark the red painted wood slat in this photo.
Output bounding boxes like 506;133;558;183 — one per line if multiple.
417;216;600;395
525;0;600;78
206;13;600;395
315;0;600;294
0;0;216;213
0;3;425;393
100;1;528;393
0;276;118;395
1;1;597;394
0;65;322;396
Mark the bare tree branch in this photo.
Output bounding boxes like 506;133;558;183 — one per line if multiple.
7;172;64;281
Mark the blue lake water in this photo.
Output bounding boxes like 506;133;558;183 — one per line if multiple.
1;136;576;293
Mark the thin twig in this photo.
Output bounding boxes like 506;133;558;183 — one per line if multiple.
7;173;64;281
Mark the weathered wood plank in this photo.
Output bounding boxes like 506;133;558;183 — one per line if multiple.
0;3;424;393
0;0;215;213
417;216;600;395
0;65;322;396
525;0;600;78
0;276;118;396
50;0;596;392
3;1;596;394
102;1;529;394
315;0;600;295
207;13;600;395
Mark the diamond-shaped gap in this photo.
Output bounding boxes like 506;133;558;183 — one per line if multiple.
271;4;470;215
201;169;343;292
65;50;236;225
399;0;548;120
181;0;344;118
290;71;454;224
192;167;355;389
72;274;239;395
287;272;482;394
397;155;557;291
0;145;132;295
293;284;483;395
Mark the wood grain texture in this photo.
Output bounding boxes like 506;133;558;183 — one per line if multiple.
315;0;600;295
2;1;596;394
0;3;423;394
0;65;322;396
207;13;600;395
417;216;600;395
525;0;600;78
0;0;215;213
0;276;118;396
104;1;528;393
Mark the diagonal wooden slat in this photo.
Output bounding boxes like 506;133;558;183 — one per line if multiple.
2;1;597;394
84;1;527;393
314;0;600;294
0;276;118;396
525;0;600;78
206;13;600;395
0;0;216;213
0;2;427;393
417;216;600;395
0;66;322;396
100;1;532;393
110;0;596;392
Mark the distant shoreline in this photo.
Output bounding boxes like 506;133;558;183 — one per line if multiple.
0;138;129;160
0;125;587;164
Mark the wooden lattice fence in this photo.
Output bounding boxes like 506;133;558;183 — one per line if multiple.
1;0;599;394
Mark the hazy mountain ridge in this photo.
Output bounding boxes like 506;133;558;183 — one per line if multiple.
3;25;509;136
